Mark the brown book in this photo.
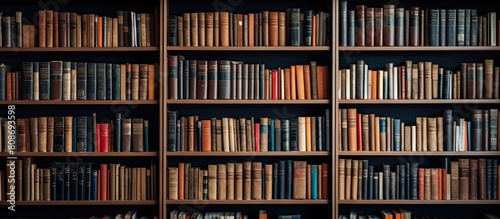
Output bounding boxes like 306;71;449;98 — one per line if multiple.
424;168;431;200
351;159;358;200
365;7;374;46
269;12;278;46
373;8;383;46
383;4;395;46
478;158;487;200
356;5;366;46
248;13;255;47
132;118;144;152
198;12;205;47
235;162;243;200
278;12;286;46
293;161;307;199
345;159;352;199
469;159;478;200
217;164;227;200
458;158;469;200
236;14;243;46
296;65;305;100
303;65;311;99
347;108;357;151
77;15;82;47
484;59;494;99
306;164;311;199
38;10;46;47
243;161;251;200
147;64;155;100
431;168;439;200
46;10;54;47
176;16;183;46
205;12;214;46
37;117;47;152
30;118;39;152
139;64;148;100
201;120;211;152
131;64;140;100
121;118;131;152
183;13;190;46
58;12;68;47
226;163;235;200
190;13;198;46
251;162;262;200
265;164;273;200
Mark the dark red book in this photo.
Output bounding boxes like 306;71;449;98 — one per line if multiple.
100;123;109;152
254;123;260;151
96;123;101;152
100;164;108;200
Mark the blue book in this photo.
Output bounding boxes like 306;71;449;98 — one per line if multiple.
304;10;313;46
78;164;85;200
50;165;57;200
273;162;278;199
144;120;149;152
290;8;301;46
87;63;97;100
286;160;293;199
76;116;87;152
85;163;92;200
269;119;275;151
197;120;202;151
278;160;286;199
393;119;401;151
467;121;471;151
76;62;87;100
439;9;447;46
91;169;98;200
438;70;443;99
340;1;347;46
112;64;121;100
311;164;318;200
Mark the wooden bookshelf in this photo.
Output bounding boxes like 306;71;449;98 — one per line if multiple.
165;99;330;104
0;201;158;206
338;99;500;105
0;100;158;105
165;151;329;156
166;46;330;51
164;200;329;205
338;46;500;51
338;151;500;156
0;152;159;157
0;47;160;52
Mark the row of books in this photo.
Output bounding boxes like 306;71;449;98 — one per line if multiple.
0;62;156;101
90;211;153;219
0;158;157;201
167;161;329;200
340;2;498;47
0;113;149;153
341;211;500;219
338;158;499;201
169;9;330;47
0;10;158;48
167;57;330;100
339;108;499;152
339;59;499;100
169;210;300;219
166;110;331;152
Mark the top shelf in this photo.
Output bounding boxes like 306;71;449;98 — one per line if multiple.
0;47;160;52
167;46;330;51
338;46;500;52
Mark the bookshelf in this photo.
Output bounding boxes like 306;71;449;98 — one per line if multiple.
164;0;334;218
335;0;500;218
0;0;163;218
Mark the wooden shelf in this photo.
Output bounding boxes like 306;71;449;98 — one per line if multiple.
165;99;330;104
338;46;500;51
0;152;158;157
167;46;330;51
165;151;329;156
164;200;328;205
338;200;500;205
338;151;500;156
0;200;158;206
0;100;158;105
338;99;500;105
0;47;159;52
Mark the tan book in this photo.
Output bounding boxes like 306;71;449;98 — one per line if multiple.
291;65;297;100
424;62;432;99
183;13;191;46
260;117;269;151
295;65;305;99
226;163;235;200
416;117;422;151
208;164;217;200
305;117;311;151
112;17;118;47
168;167;178;199
432;64;439;99
369;114;375;151
485;59;494;99
198;12;205;47
214;12;220;46
46;117;54;152
278;12;286;46
458;158;469;200
338;159;346;200
422;116;427;151
431;168;439;200
205;12;214;46
345;159;352;199
190;12;198;46
248;13;254;47
404;126;411;151
222;117;230;151
427;117;437;151
375;116;380;151
217;164;226;200
437;117;443;151
220;12;229;46
265;164;273;200
347;108;357;151
298;117;306;151
30;118;39;152
243;161;252;200
293;161;307;199
23;25;30;47
411;63;418;99
251;162;262;200
131;64;140;100
362;114;369;151
64;116;72;152
235;162;243;200
424;168;431;200
139;64;148;100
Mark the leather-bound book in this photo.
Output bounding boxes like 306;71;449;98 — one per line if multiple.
293;161;306;199
470;159;478;200
243;161;252;200
252;162;262;200
227;163;235;200
458;158;469;200
217;164;227;200
132;118;143;152
478;158;486;199
269;12;278;46
235;162;243;200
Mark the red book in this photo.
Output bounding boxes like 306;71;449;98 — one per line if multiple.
100;123;109;152
96;123;101;152
356;114;362;151
97;169;101;200
254;123;260;151
418;168;424;200
100;164;108;200
271;70;278;100
438;168;443;200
